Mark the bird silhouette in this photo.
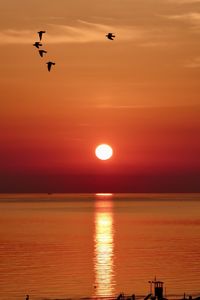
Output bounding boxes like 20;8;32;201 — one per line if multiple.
46;61;56;72
33;42;42;48
106;33;115;40
39;50;47;57
38;31;46;41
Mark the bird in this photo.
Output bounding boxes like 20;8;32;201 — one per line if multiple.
46;61;56;72
38;49;47;57
38;31;46;41
106;32;115;40
33;42;42;48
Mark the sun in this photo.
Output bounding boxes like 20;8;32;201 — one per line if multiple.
95;144;113;160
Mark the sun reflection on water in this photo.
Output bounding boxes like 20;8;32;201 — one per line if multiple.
94;194;115;297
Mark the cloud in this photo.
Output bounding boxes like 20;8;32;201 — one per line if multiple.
185;56;200;67
94;103;198;109
167;12;200;26
167;0;200;3
0;20;147;45
0;29;34;44
47;20;145;43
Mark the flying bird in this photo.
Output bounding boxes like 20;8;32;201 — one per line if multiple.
46;61;56;72
38;31;46;41
38;49;47;57
106;33;115;40
33;42;42;48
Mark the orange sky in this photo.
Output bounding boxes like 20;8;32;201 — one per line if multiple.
0;0;200;192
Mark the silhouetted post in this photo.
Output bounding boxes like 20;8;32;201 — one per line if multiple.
154;281;163;300
117;294;122;300
148;281;153;294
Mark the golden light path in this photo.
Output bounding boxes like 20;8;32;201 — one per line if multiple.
94;194;115;297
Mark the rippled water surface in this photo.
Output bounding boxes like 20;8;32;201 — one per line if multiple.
0;194;200;300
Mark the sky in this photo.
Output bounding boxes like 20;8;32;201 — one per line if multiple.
0;0;200;192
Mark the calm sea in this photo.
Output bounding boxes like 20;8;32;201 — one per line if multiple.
0;194;200;300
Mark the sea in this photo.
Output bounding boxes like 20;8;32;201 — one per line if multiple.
0;193;200;300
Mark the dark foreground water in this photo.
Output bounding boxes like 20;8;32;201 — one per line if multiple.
0;193;200;300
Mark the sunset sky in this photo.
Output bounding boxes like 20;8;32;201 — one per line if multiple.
0;0;200;192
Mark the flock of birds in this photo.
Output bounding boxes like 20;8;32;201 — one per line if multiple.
33;31;116;72
33;30;55;72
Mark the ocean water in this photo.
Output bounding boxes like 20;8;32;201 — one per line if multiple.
0;193;200;300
